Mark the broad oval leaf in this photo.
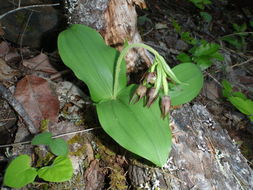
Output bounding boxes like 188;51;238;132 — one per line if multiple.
49;138;68;156
31;132;53;145
228;97;253;116
96;85;172;167
193;43;220;57
4;155;37;188
38;156;73;182
58;24;127;102
169;63;203;105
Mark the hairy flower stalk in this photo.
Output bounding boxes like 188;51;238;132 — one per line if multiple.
114;43;182;118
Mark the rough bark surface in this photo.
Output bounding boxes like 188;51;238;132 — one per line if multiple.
65;0;150;71
128;104;253;189
64;1;253;189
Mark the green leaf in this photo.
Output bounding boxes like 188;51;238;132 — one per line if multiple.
228;97;253;116
231;91;247;100
96;85;172;167
193;43;220;57
4;155;37;188
232;23;247;32
222;80;247;100
194;56;212;70
168;63;203;105
49;138;68;156
177;53;192;62
200;12;212;23
222;80;232;98
210;51;224;61
250;21;253;28
222;36;243;49
31;132;53;145
38;156;73;182
58;24;127;102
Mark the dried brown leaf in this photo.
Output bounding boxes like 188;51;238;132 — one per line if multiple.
23;53;58;73
0;58;19;81
0;41;10;57
14;75;60;129
4;48;20;64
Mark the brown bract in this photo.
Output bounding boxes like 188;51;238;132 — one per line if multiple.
14;75;60;130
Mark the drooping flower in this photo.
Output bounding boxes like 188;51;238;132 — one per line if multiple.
146;87;158;107
160;95;171;119
130;85;147;103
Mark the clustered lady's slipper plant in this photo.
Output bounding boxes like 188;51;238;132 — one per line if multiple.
58;24;203;166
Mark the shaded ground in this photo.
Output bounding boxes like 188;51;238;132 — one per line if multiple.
0;0;253;189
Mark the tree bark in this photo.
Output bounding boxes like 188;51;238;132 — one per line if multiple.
65;0;150;72
64;0;253;189
128;104;253;189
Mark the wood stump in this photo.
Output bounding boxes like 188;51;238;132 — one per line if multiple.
64;0;253;189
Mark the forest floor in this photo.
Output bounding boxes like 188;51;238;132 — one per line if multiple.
0;0;253;189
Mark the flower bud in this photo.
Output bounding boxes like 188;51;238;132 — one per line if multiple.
160;96;171;119
136;85;147;99
130;85;147;104
146;72;156;84
146;87;158;107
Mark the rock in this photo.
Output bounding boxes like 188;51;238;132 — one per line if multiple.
0;0;63;51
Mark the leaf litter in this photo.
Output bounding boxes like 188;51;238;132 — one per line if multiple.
14;75;60;130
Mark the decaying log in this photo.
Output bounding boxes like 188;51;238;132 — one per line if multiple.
128;104;253;189
64;0;150;72
64;1;253;189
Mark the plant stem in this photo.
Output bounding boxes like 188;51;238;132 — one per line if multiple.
220;32;253;38
113;43;182;98
113;43;160;98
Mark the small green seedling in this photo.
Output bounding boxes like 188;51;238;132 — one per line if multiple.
221;23;250;51
32;132;68;156
3;132;73;188
222;80;253;122
200;12;212;23
187;0;212;9
58;24;204;167
171;18;223;70
177;41;224;70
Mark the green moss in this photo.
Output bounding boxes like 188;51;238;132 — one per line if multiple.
68;135;87;157
34;147;54;168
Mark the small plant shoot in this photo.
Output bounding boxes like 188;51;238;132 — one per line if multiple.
58;24;204;166
177;42;224;70
3;155;37;188
222;80;253;122
4;132;73;188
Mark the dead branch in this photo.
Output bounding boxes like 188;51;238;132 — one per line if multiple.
0;3;60;20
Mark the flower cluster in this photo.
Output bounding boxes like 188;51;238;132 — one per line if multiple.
131;57;176;119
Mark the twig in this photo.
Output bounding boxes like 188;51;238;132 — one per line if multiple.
220;32;253;39
0;84;37;134
0;3;60;20
231;57;253;69
20;11;33;60
0;127;99;148
204;71;222;87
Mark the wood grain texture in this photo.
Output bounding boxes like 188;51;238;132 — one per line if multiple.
65;0;151;72
128;104;253;189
